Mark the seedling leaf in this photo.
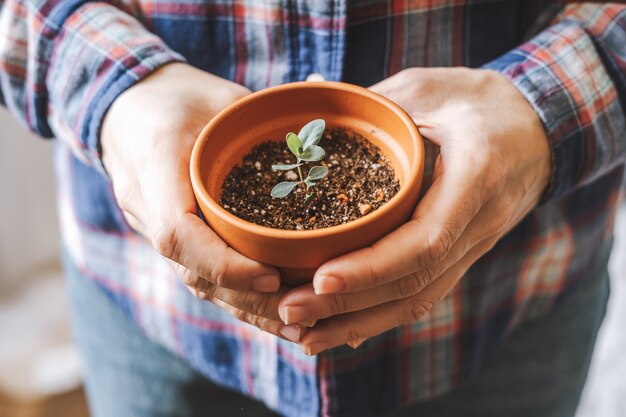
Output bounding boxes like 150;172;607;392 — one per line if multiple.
299;119;326;150
300;145;325;161
271;181;299;198
270;118;329;206
308;166;329;180
272;163;302;171
286;132;302;157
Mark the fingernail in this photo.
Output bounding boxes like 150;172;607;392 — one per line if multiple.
280;305;311;325
314;275;345;295
280;325;303;343
305;342;330;356
252;275;280;292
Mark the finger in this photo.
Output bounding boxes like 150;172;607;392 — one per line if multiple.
301;239;493;355
198;284;287;322
168;259;215;294
153;212;280;292
312;142;487;295
281;201;502;325
182;284;305;343
170;260;284;322
209;298;306;343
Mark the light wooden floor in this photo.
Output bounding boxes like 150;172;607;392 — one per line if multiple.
0;388;88;417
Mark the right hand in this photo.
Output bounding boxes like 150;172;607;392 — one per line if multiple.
101;63;304;343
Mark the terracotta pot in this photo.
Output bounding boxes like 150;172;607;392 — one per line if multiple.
190;81;424;285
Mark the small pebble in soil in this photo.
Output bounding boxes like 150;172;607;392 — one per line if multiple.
219;127;400;230
374;188;385;202
336;194;349;205
359;204;373;216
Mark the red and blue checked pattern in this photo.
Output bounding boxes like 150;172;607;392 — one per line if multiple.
2;1;626;416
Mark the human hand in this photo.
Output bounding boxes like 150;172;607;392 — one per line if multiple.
278;67;552;354
101;63;304;342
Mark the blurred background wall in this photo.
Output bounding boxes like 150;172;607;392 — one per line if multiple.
0;108;85;417
0;107;624;416
0;109;60;293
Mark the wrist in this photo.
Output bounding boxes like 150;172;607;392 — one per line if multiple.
101;63;250;173
486;70;552;202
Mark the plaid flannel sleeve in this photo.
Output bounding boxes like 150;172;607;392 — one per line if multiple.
485;3;626;202
0;1;184;171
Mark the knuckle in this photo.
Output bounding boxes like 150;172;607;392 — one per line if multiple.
210;262;229;288
418;267;437;287
363;248;384;287
229;308;248;323
182;270;199;287
249;294;272;316
391;275;418;298
328;295;350;315
346;327;363;344
399;299;434;325
243;312;269;330
195;276;209;292
394;67;414;82
152;220;181;261
401;68;429;91
393;268;433;298
425;226;455;265
172;263;200;288
199;281;217;298
483;237;499;254
196;251;230;288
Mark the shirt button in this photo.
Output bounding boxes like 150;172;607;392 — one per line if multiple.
306;73;325;82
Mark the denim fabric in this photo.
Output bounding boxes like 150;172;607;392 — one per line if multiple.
65;251;608;417
64;252;279;417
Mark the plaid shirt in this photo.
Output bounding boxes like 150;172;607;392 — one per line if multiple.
2;1;625;416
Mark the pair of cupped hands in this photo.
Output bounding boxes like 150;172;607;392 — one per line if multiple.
102;63;551;355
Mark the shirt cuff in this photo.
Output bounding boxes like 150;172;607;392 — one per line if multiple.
46;2;185;173
483;18;624;203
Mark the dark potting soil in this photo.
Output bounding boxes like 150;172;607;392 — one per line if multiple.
219;128;400;230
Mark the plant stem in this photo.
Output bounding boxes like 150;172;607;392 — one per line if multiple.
296;158;305;183
295;158;310;200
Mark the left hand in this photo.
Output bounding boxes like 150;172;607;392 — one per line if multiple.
278;67;552;355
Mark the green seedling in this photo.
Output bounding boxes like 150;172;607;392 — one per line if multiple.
271;119;329;203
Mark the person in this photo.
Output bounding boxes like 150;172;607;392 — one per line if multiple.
1;1;624;416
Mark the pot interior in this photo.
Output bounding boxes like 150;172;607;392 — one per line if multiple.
198;84;418;202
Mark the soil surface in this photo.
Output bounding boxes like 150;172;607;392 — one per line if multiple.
219;128;400;230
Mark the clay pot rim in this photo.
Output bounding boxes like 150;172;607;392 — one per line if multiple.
190;81;423;240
